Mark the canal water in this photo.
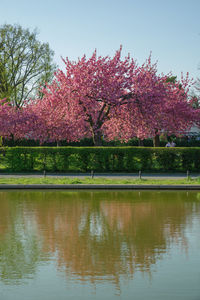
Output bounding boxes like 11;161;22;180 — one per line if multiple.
0;190;199;300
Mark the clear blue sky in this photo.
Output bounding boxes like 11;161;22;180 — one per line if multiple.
0;0;200;80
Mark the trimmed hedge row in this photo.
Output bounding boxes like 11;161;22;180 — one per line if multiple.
0;147;200;172
4;137;200;147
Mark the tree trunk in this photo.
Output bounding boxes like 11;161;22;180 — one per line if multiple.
0;136;4;147
93;131;103;146
153;134;160;147
138;139;144;146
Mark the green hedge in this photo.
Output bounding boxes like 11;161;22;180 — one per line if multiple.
4;137;200;147
0;147;200;172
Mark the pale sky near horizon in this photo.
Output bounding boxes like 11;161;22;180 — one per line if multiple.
0;0;200;82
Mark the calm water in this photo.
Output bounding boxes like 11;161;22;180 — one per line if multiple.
0;190;200;300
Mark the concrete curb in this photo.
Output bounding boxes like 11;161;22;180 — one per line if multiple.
1;184;200;190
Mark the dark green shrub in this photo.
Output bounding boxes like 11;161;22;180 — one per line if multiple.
1;146;200;173
154;148;181;171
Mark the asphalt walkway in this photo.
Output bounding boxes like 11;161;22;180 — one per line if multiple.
0;172;200;189
0;172;199;179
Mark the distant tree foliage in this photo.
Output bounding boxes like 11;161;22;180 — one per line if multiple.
166;76;177;83
0;24;56;107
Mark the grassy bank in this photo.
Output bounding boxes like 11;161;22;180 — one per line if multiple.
0;177;200;185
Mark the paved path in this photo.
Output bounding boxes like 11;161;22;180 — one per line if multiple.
0;172;199;179
0;172;200;190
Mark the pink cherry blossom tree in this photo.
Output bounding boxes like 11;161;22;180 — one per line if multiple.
0;98;37;142
26;94;86;144
0;99;20;140
9;49;196;147
32;47;137;145
104;58;196;146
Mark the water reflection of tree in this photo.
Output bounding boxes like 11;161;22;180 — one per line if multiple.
24;191;199;282
0;192;49;284
0;190;199;286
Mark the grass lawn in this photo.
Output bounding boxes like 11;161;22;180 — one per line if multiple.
0;177;200;185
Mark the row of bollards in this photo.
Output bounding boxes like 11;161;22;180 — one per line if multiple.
41;169;191;179
138;170;191;180
42;170;95;178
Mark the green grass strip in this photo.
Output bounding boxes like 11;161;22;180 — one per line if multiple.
0;177;200;185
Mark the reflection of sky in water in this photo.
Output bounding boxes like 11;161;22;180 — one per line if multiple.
0;190;199;300
89;214;105;238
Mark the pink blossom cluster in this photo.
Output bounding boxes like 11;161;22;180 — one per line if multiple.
0;48;198;145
